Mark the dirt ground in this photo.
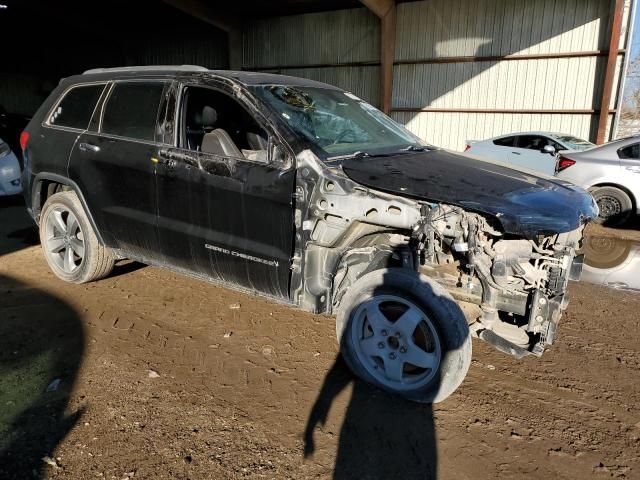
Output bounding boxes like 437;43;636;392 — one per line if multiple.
1;196;640;480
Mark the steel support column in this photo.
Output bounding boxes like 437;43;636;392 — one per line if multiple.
597;0;625;144
360;0;396;113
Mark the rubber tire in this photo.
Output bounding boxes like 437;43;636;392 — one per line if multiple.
39;191;115;284
336;268;472;403
589;186;633;226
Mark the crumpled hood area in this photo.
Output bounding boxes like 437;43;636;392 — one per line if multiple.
340;149;598;239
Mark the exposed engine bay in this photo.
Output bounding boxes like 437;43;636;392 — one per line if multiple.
415;204;583;357
294;150;585;358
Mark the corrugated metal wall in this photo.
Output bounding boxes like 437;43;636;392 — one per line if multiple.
125;31;229;69
392;0;623;150
242;0;629;151
242;8;381;106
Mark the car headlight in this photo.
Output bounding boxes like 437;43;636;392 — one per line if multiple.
0;142;10;158
0;166;17;177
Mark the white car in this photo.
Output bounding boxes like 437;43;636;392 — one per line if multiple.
0;137;22;196
465;131;594;176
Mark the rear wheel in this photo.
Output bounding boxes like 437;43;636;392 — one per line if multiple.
336;268;471;403
39;191;115;283
589;186;633;226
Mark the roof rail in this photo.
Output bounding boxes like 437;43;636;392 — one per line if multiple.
83;65;209;74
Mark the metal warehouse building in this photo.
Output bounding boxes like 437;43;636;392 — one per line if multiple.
2;0;635;150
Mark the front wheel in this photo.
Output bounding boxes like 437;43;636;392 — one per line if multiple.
336;268;471;403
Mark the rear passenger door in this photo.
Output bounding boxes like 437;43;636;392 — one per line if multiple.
507;135;556;174
487;136;516;162
617;143;640;203
38;83;107;178
68;80;168;260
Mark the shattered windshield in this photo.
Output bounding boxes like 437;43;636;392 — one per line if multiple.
250;85;425;160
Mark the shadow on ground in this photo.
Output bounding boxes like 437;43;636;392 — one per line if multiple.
304;357;438;479
0;195;38;256
0;274;85;479
304;266;471;479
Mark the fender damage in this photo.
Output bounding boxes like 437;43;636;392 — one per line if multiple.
293;148;597;358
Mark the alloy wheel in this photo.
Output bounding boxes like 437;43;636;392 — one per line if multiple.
44;207;85;273
350;295;442;391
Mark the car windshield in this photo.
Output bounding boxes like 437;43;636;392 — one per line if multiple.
250;85;426;159
549;133;594;151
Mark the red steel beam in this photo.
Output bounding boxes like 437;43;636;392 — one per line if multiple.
597;0;625;144
360;0;396;114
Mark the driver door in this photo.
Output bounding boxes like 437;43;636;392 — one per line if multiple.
155;84;296;299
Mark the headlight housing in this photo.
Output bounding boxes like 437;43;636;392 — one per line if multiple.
0;165;17;178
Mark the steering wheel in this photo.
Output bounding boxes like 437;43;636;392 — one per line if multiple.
333;129;355;145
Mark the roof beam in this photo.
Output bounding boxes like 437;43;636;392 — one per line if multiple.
360;0;396;114
360;0;395;20
162;0;240;32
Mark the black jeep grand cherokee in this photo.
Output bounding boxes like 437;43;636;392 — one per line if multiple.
21;66;597;402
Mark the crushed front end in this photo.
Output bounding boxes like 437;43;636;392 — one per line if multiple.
415;204;586;357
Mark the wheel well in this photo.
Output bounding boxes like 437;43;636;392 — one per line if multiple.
33;180;73;222
590;183;636;209
330;232;413;312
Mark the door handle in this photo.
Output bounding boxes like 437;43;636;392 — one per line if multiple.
78;142;100;153
625;166;640;173
511;151;521;155
155;149;197;168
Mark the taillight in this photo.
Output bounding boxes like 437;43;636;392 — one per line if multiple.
19;131;29;151
556;155;576;173
464;144;471;152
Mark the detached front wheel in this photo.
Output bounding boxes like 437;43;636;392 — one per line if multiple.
336;268;471;403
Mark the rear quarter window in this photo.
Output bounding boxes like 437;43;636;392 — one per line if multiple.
618;143;640;159
101;82;166;141
492;136;516;147
48;84;105;130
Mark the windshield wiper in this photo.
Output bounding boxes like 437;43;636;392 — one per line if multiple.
327;146;428;162
326;151;372;161
400;145;427;152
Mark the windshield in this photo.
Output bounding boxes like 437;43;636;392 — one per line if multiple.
250;85;425;159
549;133;594;151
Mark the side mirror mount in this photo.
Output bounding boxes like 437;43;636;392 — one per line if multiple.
269;137;292;169
543;144;556;155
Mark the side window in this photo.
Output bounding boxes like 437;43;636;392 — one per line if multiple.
493;136;516;147
101;82;165;141
618;143;640;159
516;135;546;151
49;84;105;130
181;86;269;162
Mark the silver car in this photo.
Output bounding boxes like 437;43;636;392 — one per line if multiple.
555;135;640;225
465;131;594;176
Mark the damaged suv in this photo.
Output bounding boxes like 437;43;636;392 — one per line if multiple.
22;66;597;402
